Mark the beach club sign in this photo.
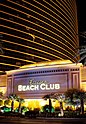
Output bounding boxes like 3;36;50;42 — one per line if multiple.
18;79;60;91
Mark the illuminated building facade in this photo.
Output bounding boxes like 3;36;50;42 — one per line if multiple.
0;60;86;109
6;60;81;98
5;60;82;109
0;0;79;71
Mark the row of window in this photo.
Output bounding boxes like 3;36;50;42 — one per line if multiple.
7;68;79;77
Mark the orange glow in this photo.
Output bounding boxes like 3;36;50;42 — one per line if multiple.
14;101;19;109
0;87;7;95
20;60;72;69
24;99;47;110
20;99;63;110
80;82;86;91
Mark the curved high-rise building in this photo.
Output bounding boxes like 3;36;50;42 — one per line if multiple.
0;0;79;71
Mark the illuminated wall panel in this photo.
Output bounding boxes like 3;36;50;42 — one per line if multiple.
0;75;7;95
80;66;86;91
7;62;81;99
13;73;68;98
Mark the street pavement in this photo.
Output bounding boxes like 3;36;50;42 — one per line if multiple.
0;117;86;124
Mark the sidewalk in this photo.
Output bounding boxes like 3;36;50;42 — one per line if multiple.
0;115;86;121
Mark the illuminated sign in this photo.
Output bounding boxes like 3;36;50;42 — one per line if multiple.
18;79;60;91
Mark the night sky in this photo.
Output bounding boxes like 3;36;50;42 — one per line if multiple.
77;0;86;46
77;0;86;31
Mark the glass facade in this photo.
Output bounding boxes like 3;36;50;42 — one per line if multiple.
0;0;79;71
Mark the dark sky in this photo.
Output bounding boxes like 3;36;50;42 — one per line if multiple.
77;0;86;31
77;0;86;46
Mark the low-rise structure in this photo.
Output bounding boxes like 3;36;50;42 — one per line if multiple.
0;60;86;109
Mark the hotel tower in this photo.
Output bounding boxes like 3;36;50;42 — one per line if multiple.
1;0;86;111
0;0;79;71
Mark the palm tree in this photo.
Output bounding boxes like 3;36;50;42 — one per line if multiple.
64;88;80;110
53;93;65;116
43;93;54;115
16;97;25;113
65;88;78;103
8;94;18;112
76;89;86;114
65;88;86;114
4;99;11;107
75;45;86;65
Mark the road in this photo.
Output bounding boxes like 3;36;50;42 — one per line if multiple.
0;117;86;124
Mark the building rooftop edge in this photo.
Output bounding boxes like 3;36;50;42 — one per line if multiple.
6;60;83;75
20;60;72;69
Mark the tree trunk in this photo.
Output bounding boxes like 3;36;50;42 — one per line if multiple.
60;101;64;116
11;100;14;112
18;102;21;113
49;98;52;115
80;98;84;114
